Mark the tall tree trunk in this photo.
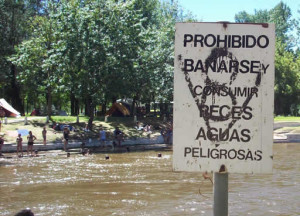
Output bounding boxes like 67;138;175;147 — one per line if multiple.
8;64;24;114
85;100;89;116
159;102;164;118
75;99;79;115
145;102;150;115
6;5;23;114
70;94;79;115
131;98;136;117
131;94;140;117
153;102;157;116
101;102;107;116
26;99;28;115
88;112;94;129
87;98;94;130
88;108;94;130
70;93;76;116
164;103;169;117
46;87;52;117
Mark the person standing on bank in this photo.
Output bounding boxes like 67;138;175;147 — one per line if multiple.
27;131;36;156
99;125;106;147
42;126;47;145
16;134;23;157
114;127;123;146
0;135;4;156
63;126;70;151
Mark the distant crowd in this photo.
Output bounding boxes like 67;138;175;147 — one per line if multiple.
0;121;173;157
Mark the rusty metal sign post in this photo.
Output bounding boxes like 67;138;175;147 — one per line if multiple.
173;22;275;215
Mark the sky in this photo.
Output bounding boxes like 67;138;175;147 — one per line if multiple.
177;0;300;22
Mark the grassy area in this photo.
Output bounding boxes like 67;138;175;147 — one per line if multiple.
274;116;300;122
0;116;170;144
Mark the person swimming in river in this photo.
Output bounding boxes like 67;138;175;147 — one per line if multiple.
27;131;36;156
14;208;35;216
82;148;91;156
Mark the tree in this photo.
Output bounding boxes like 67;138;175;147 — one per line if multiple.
11;1;64;116
269;2;293;44
0;0;49;114
235;2;294;43
235;2;300;115
0;0;29;113
274;40;300;115
235;9;269;23
10;0;195;122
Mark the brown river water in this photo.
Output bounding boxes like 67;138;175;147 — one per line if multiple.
0;143;299;216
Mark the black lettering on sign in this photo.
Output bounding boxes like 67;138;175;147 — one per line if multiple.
254;150;262;161
182;59;269;74
211;148;219;159
184;34;193;47
184;147;191;157
182;34;269;48
183;59;194;72
193;86;258;98
228;149;237;159
197;105;253;122
178;45;263;143
192;147;199;157
195;127;252;142
245;150;253;160
183;147;263;161
237;149;246;160
241;129;251;142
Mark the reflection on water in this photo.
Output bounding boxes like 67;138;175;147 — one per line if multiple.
0;143;299;216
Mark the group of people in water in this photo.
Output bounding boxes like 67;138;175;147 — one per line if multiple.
98;125;124;147
0;121;173;157
135;120;173;144
0;125;70;157
0;124;122;157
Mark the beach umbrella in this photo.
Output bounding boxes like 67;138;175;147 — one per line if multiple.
17;129;29;137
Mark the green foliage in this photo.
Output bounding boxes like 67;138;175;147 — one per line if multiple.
269;2;293;43
235;9;269;23
235;2;300;115
8;0;194;125
3;0;298;119
51;115;89;123
10;2;65;116
274;40;300;115
274;116;300;122
0;0;34;111
235;2;293;44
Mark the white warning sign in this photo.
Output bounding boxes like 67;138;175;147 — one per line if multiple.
173;22;275;174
